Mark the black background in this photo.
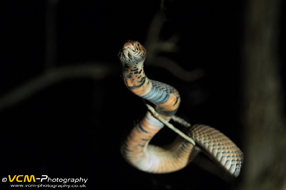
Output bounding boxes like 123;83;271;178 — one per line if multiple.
1;0;285;189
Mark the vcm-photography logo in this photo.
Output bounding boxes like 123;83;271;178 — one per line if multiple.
2;175;88;184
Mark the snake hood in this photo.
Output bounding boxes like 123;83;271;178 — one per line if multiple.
118;40;147;67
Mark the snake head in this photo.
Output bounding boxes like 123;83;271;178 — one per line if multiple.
118;40;147;66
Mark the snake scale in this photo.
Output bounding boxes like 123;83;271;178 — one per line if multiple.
118;40;243;178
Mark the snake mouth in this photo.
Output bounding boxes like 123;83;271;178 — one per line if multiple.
119;47;142;63
118;48;132;60
119;40;146;66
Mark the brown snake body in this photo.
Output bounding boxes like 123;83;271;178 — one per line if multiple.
118;40;243;178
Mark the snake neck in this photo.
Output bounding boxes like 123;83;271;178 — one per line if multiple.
119;40;193;173
119;40;180;120
119;40;149;96
122;62;149;94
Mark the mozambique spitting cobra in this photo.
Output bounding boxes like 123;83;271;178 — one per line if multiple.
118;40;243;180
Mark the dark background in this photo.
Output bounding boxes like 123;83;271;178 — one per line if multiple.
0;0;285;189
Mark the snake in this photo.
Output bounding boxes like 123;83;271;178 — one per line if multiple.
118;40;243;179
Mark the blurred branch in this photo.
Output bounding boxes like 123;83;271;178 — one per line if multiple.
145;12;179;61
160;0;174;21
144;12;204;82
152;57;204;82
0;63;117;112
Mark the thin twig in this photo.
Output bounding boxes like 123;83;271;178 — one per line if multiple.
172;115;191;127
145;104;196;146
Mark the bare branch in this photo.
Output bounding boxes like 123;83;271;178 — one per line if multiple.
151;57;205;82
145;12;177;63
0;63;117;112
145;12;204;82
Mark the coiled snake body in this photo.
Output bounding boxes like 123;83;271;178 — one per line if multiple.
118;40;243;178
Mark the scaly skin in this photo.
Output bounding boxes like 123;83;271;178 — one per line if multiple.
119;40;180;120
118;40;243;176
